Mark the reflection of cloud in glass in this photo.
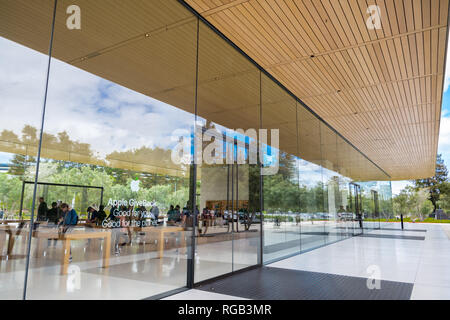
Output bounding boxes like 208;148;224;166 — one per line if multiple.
0;38;48;132
0;152;12;164
0;37;194;161
298;158;322;187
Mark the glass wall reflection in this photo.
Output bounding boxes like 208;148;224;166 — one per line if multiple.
262;74;300;262
0;0;54;299
0;0;394;299
25;0;197;300
297;107;327;253
195;21;261;282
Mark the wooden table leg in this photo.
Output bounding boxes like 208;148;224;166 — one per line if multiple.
34;236;44;257
158;230;164;259
102;233;110;269
7;231;14;256
61;239;71;275
181;231;186;254
204;224;208;235
0;230;5;256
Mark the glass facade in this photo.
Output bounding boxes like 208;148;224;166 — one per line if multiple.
0;0;392;299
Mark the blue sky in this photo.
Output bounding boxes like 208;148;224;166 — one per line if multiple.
392;52;450;195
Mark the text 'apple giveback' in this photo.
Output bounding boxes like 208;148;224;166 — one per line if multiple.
101;198;156;228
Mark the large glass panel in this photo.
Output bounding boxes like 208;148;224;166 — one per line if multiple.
379;180;394;228
359;182;380;231
0;0;54;299
24;0;197;299
297;107;326;251
261;74;299;263
336;136;355;237
195;21;261;282
320;123;345;244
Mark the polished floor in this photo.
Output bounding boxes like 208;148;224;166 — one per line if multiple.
2;222;449;300
166;223;450;300
0;222;260;300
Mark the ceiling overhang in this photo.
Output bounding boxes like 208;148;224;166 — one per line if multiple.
1;0;447;181
184;0;450;180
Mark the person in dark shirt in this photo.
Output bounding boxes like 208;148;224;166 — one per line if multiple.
60;203;78;227
167;205;180;224
46;202;59;246
37;197;48;222
181;205;190;225
96;205;107;225
173;205;181;223
59;203;78;261
46;202;59;224
108;206;119;223
86;206;98;224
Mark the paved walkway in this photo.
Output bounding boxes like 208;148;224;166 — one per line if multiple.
164;223;450;300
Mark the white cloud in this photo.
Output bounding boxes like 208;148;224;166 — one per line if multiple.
444;38;450;93
438;109;450;167
439;33;450;168
0;37;194;162
391;180;412;196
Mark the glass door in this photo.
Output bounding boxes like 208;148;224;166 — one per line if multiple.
194;128;261;282
372;190;380;230
349;183;363;235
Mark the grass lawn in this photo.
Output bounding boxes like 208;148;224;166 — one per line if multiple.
378;218;450;224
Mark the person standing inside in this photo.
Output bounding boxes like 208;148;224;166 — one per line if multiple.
46;202;59;246
37;197;48;222
174;205;181;222
167;205;176;224
86;206;98;225
151;203;160;225
96;205;107;226
47;202;59;225
59;203;78;261
59;203;78;229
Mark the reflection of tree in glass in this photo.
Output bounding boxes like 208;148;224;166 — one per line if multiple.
0;125;191;218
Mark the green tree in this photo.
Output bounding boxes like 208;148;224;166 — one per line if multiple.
420;200;434;218
414;154;448;212
437;182;450;213
406;187;429;221
8;154;29;177
393;189;409;216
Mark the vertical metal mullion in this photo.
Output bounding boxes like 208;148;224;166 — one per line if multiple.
23;0;58;300
100;187;104;209
231;158;235;234
19;181;25;220
259;71;263;266
231;153;235;271
389;180;394;224
227;164;230;214
235;162;238;233
187;16;200;289
317;123;326;245
295;103;301;252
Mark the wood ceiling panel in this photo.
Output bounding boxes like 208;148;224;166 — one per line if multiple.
0;0;446;180
186;0;449;180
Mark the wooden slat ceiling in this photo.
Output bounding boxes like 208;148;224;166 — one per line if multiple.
1;0;446;180
185;0;450;180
